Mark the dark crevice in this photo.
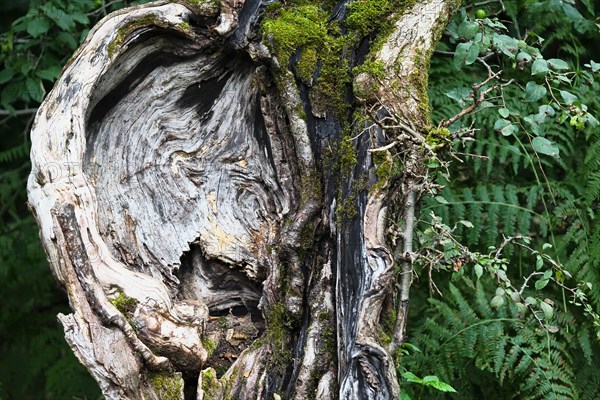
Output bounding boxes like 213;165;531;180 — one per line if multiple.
182;371;198;400
88;46;196;127
176;69;234;116
176;243;263;311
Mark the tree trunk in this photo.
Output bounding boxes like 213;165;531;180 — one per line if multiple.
27;0;459;399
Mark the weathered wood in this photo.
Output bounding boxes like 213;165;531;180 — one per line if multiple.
28;0;459;398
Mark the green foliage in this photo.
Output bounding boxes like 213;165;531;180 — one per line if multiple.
404;0;600;398
403;282;591;399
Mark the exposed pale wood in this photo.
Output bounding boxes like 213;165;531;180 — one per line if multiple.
28;0;458;398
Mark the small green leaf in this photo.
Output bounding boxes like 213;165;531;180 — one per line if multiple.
535;278;549;290
402;372;422;384
547;58;569;71
556;75;572;84
562;3;584;21
457;19;479;39
26;77;45;103
458;220;474;228
465;42;480;65
509;290;521;302
422;375;439;384
540;301;553;320
531;59;549;75
490;295;505;308
588;60;600;72
1;80;26;105
538;105;555;118
20;62;34;75
498;108;510;118
585;113;599;127
525;297;537;306
445;87;471;106
427;380;457;393
26;16;50;37
559;90;577;105
42;3;75;31
434;196;448;204
400;392;412;400
0;68;15;84
536;255;543;270
494;118;516;136
494;118;510;130
36;66;62;81
543;269;553;280
516;51;532;64
474;264;483;279
57;31;78;50
493;34;518;58
454;41;480;69
403;343;421;353
524;81;547;102
72;12;90;25
532;137;559;157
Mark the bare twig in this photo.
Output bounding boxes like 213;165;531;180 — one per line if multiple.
519;272;545;295
441;68;501;128
0;108;38;116
369;141;398;152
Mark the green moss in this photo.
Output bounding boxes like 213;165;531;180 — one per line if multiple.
176;0;220;16
345;0;394;38
338;131;358;173
107;14;160;58
266;304;292;345
178;21;190;30
109;288;139;332
110;289;138;315
261;5;328;66
426;126;452;150
300;170;322;207
202;337;217;357
353;60;385;98
200;368;221;399
336;193;358;221
262;4;351;118
411;48;433;128
370;151;403;193
186;0;219;5
296;47;318;84
148;372;183;400
321;323;336;355
265;303;293;370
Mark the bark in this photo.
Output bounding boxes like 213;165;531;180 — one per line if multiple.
27;0;459;399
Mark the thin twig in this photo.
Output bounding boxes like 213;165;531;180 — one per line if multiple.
0;108;38;116
369;141;398;152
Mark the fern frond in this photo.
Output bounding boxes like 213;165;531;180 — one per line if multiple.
404;281;580;400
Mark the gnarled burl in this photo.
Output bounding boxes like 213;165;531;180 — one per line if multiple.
27;1;459;399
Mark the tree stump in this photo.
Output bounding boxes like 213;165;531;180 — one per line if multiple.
27;1;459;398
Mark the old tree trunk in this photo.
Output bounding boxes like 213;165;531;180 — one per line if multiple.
27;0;460;399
